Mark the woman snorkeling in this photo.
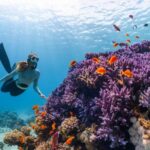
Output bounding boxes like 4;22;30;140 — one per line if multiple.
0;43;47;100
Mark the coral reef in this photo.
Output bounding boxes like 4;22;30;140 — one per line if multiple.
45;40;150;149
4;40;150;149
4;127;35;150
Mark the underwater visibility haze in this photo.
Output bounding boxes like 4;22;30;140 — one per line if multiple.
0;0;150;150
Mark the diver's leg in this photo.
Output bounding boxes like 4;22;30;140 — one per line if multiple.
0;43;12;73
10;83;25;96
1;79;14;92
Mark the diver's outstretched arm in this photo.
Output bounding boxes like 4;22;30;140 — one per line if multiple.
33;72;47;100
0;69;18;83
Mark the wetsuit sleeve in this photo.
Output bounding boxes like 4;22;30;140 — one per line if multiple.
33;71;43;96
0;69;18;82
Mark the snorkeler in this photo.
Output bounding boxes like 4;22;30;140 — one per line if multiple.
0;43;47;99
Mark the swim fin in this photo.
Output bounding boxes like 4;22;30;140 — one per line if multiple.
0;43;12;73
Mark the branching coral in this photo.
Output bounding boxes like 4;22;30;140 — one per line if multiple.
45;41;150;149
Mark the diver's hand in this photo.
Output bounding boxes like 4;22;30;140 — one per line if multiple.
39;93;48;100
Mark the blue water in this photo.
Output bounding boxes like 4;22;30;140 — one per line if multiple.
0;0;150;115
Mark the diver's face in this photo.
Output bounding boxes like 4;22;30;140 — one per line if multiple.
29;56;39;69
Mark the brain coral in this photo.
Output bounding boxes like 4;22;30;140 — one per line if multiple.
45;40;150;149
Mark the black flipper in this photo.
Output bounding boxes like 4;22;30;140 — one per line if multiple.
0;43;12;73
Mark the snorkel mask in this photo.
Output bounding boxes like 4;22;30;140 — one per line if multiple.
27;53;39;69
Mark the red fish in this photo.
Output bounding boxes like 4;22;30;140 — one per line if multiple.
113;24;120;31
70;60;76;67
113;42;119;48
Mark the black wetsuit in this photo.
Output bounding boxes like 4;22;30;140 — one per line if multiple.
1;79;26;96
0;43;27;96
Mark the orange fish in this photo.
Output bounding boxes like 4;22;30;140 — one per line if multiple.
108;55;118;65
125;33;129;36
65;136;75;145
126;39;131;43
70;60;76;67
32;105;39;110
95;67;106;75
19;136;25;144
41;111;47;117
40;125;47;130
35;109;39;115
31;125;36;129
92;57;100;64
117;79;124;85
135;35;140;39
52;122;56;130
121;69;133;78
113;42;119;48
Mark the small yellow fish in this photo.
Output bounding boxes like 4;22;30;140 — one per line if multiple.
65;136;75;145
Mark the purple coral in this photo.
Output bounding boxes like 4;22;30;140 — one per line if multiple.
45;40;150;149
